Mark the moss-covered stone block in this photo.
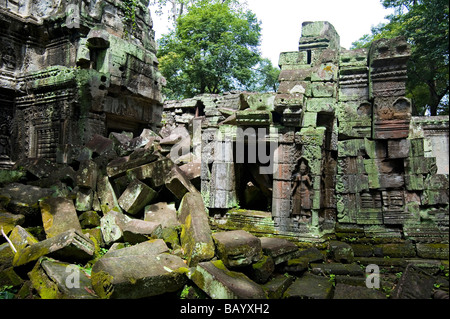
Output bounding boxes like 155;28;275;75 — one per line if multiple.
212;230;263;268
191;260;266;299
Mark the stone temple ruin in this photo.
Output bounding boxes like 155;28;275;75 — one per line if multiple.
165;21;449;242
0;1;449;300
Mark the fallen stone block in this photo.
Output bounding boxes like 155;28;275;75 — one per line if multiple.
262;273;294;299
296;247;325;264
40;197;82;238
76;160;99;190
13;229;95;268
122;219;162;244
144;202;180;249
0;264;23;288
103;239;169;258
249;255;275;284
28;258;98;299
333;283;386;299
106;150;158;178
118;179;157;215
12;158;58;179
100;210;131;246
85;134;114;155
165;166;199;199
178;192;215;266
126;158;174;188
310;263;364;276
328;241;354;263
144;202;179;229
75;188;94;212
259;237;299;265
281;258;309;274
191;260;267;299
0;169;26;187
391;264;435;299
79;211;101;228
8;225;39;252
91;253;188;299
97;175;122;214
0;183;54;219
0;211;25;235
283;273;334;299
212;230;263;268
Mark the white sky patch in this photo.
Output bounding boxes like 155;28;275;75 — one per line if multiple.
150;0;395;66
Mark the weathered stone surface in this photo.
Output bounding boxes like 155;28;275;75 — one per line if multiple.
283;273;334;299
263;274;295;299
85;134;114;155
103;239;169;258
0;211;25;234
122;219;162;244
178;192;215;266
76;160;99;190
39;197;82;238
296;247;325;264
391;264;435;299
126;158;174;188
13;229;95;267
79;211;101;228
310;263;364;276
28;258;97;299
91;253;188;299
260;237;299;265
328;241;354;263
333;283;386;299
97;175;122;214
99;210;131;246
144;202;179;229
106;152;159;178
165;166;199;199
8;225;38;251
191;260;266;299
212;230;263;268
250;255;275;284
0;183;54;218
282;258;309;274
118;179;157;215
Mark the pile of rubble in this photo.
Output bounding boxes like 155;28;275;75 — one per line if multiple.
0;127;447;299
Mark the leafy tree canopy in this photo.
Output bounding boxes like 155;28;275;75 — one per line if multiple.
352;0;449;116
154;0;279;99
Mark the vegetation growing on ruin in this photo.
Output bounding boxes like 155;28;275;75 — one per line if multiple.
352;0;449;116
156;0;279;98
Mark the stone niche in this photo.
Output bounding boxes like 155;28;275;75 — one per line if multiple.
163;21;449;242
0;0;164;164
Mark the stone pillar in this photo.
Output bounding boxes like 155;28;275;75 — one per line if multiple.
369;37;411;140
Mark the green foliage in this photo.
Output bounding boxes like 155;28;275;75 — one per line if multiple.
246;58;280;93
123;0;138;37
352;0;449;116
157;0;267;99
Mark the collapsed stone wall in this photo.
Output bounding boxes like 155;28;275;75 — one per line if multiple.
0;0;164;166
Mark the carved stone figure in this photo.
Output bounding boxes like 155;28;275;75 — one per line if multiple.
291;159;312;221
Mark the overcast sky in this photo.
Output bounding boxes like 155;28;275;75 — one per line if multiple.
151;0;395;66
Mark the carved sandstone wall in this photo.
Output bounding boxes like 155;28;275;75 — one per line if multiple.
0;0;163;166
163;22;449;245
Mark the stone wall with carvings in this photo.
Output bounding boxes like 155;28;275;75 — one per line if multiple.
0;0;164;164
162;21;449;244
